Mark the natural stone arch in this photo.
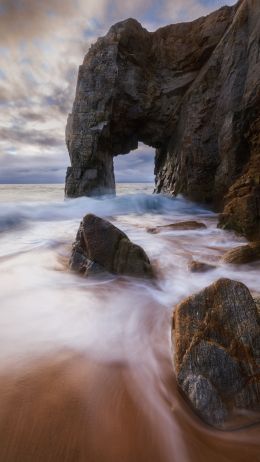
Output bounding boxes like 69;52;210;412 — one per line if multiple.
65;12;233;198
65;2;260;239
65;20;164;197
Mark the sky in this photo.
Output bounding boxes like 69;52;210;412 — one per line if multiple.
0;0;236;184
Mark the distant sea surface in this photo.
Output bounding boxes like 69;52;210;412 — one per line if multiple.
0;183;154;203
0;182;259;461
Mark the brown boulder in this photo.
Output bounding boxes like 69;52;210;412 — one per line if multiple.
70;214;154;278
147;221;206;234
222;242;260;264
172;278;260;428
188;260;216;273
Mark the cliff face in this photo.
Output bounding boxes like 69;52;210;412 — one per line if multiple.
65;0;260;239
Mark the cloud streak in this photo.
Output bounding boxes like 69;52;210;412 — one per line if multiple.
0;151;67;184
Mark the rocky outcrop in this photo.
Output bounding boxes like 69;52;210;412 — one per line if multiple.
222;242;260;264
65;0;260;239
218;117;260;239
172;278;260;427
70;214;154;278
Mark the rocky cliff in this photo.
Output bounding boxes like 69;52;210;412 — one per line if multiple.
65;0;260;239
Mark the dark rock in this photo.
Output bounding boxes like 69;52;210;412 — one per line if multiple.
218;132;260;240
172;278;260;427
70;214;154;278
65;0;260;240
254;297;260;316
222;242;260;264
147;221;207;234
182;374;228;426
188;260;216;273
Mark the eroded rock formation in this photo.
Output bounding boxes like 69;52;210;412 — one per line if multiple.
70;214;154;278
65;0;260;239
172;278;260;427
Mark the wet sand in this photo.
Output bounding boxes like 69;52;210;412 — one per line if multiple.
0;187;260;461
0;349;259;462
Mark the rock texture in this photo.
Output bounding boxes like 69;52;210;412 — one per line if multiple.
172;278;260;427
255;297;260;315
70;214;153;278
222;242;260;264
188;260;216;273
65;0;260;239
147;221;206;234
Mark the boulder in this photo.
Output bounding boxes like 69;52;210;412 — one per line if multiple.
222;242;260;264
70;214;154;278
172;278;260;427
188;260;216;273
147;221;207;234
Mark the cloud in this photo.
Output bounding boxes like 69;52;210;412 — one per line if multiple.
0;151;66;184
0;0;108;45
0;0;237;184
160;0;236;23
0;126;63;147
114;143;155;183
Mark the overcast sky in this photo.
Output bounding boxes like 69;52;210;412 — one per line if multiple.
0;0;236;184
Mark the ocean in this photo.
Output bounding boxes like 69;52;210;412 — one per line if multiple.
0;183;259;461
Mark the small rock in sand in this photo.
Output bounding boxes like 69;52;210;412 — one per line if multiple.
147;221;207;234
188;260;216;273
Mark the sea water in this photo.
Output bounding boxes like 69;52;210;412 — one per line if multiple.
0;183;259;462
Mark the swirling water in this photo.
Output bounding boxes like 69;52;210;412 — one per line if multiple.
0;183;259;462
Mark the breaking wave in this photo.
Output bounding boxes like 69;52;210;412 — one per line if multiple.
0;193;212;232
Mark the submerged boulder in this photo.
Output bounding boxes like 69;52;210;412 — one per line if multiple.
147;221;207;234
172;278;260;427
188;260;216;273
222;242;260;264
70;214;154;279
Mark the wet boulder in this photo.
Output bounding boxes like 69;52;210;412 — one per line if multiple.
188;260;216;273
172;278;260;428
70;214;154;278
222;242;260;264
147;221;207;234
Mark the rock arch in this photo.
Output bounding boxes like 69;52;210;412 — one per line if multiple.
65;11;234;198
65;1;260;239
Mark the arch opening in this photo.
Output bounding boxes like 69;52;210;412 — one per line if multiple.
113;142;155;191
